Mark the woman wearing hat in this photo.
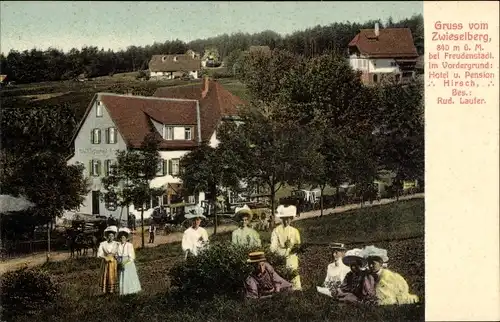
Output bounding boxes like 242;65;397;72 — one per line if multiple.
231;205;261;248
362;245;419;305
270;205;302;291
335;248;377;304
116;227;142;295
322;243;351;293
244;251;293;299
181;209;209;259
97;226;119;294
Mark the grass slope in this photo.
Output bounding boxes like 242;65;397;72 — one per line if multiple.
13;199;424;322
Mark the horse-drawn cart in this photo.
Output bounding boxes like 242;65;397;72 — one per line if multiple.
66;215;108;257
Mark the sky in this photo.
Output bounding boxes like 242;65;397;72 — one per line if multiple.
0;1;423;54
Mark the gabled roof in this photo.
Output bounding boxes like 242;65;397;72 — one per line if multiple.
148;54;201;72
348;28;418;58
153;78;245;141
69;93;201;151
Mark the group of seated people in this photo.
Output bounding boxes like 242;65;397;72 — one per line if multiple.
180;203;419;305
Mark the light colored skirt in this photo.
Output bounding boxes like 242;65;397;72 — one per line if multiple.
118;256;142;295
99;257;118;294
286;254;302;291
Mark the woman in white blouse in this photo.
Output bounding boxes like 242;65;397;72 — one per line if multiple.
116;227;142;295
181;210;209;259
97;226;119;294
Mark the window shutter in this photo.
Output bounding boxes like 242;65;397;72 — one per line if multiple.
168;160;172;175
112;128;117;144
104;160;109;176
163;160;168;176
91;130;94;144
96;160;101;176
89;160;93;176
97;129;101;144
105;128;110;144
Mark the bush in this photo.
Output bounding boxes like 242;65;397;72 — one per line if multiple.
0;267;60;319
168;241;296;302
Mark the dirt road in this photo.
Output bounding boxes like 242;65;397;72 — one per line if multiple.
0;193;423;275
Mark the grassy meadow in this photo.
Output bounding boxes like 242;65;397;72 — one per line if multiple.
12;199;425;322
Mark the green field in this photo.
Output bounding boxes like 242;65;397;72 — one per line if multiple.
13;199;424;322
0;73;247;121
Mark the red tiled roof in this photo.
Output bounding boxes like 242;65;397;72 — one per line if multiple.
153;78;245;142
99;94;199;149
348;28;418;58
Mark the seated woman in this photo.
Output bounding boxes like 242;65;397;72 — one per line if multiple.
323;243;351;292
244;251;293;299
362;245;419;305
335;248;377;305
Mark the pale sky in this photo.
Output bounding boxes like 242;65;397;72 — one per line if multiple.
1;1;423;54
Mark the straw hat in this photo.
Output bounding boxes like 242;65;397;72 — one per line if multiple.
104;225;118;236
185;206;206;219
118;227;131;238
329;242;347;251
362;245;389;263
235;204;253;220
247;251;266;263
342;248;367;266
276;205;297;218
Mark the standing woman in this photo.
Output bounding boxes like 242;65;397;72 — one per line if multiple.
116;227;142;295
270;205;302;291
97;226;119;294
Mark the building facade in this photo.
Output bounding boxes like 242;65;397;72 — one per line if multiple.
67;78;244;219
348;24;419;85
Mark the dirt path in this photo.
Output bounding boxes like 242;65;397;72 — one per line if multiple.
0;193;423;275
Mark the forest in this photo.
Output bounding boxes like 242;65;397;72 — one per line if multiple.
0;15;423;84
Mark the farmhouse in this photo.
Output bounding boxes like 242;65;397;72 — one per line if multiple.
66;77;244;219
148;54;202;80
347;24;419;84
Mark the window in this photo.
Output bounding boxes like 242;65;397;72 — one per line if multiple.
90;160;101;177
373;74;378;83
106;127;117;144
151;196;160;209
91;129;101;144
390;61;397;67
96;101;103;117
163;125;174;140
104;160;114;176
188;195;195;204
184;127;192;140
156;160;166;176
363;60;367;68
169;159;180;176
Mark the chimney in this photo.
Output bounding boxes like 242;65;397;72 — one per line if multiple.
201;76;210;98
374;23;380;38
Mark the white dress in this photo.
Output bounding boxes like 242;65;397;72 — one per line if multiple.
116;242;142;295
181;227;209;258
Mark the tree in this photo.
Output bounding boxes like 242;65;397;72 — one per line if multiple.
376;78;424;196
179;137;245;234
101;132;163;248
0;151;90;221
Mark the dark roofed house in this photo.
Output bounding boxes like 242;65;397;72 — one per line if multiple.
348;23;419;84
66;77;245;221
149;54;202;80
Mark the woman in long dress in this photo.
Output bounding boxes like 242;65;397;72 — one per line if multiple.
97;226;119;294
270;205;302;290
116;227;142;295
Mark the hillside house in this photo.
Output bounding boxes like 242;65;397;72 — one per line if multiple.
148;54;201;80
347;24;419;85
66;77;244;219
